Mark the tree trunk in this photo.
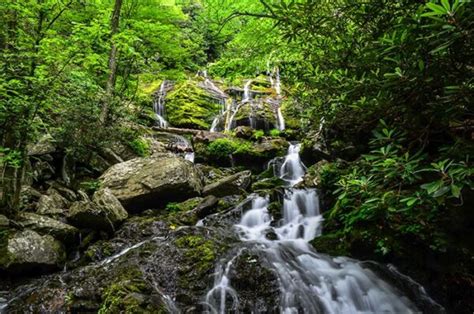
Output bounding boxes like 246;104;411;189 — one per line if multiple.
100;0;123;124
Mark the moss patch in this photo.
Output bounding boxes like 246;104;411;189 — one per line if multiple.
165;80;223;129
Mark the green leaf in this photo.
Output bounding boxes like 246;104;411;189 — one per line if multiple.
451;184;461;198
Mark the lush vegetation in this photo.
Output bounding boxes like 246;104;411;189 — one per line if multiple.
0;0;472;311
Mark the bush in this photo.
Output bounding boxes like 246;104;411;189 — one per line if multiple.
129;137;150;157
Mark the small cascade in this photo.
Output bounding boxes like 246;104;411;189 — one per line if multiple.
162;133;195;163
153;81;169;128
276;107;285;131
184;152;195;163
204;142;425;313
268;66;286;131
242;80;252;103
279;143;305;186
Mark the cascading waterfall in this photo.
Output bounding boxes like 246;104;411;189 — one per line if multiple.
154;81;169;128
204;143;422;313
268;66;285;131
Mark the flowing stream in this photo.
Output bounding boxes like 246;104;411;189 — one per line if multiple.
204;143;422;313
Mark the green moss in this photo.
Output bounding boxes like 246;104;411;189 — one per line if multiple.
166;197;202;213
175;235;216;273
165;80;222;129
310;233;350;256
99;266;165;314
129;137;151;157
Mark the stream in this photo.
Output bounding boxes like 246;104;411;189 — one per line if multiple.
203;144;433;313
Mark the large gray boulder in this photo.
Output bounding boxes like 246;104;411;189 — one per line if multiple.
36;188;70;216
203;170;252;197
18;212;79;243
99;155;203;211
0;229;65;272
67;188;128;232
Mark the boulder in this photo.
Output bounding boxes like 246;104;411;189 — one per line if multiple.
203;170;252;198
0;229;65;272
0;215;9;227
18;212;79;243
234;126;254;139
27;135;56;156
99;156;203;211
36;189;69;216
67;188;128;232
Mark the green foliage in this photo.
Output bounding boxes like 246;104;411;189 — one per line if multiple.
129;137;151;157
252;130;265;140
207;138;240;158
80;180;102;195
269;129;281;137
324;122;473;255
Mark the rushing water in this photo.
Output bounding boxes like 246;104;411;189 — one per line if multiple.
204;143;424;313
154;81;169;128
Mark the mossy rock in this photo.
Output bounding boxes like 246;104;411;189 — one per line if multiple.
234;102;277;130
165;80;223;129
310;233;350;257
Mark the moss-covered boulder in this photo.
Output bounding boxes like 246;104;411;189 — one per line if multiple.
99;155;203;211
0;229;66;273
233;101;277;130
165;79;224;129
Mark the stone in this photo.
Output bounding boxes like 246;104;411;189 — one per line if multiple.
203;170;252;198
37;189;69;216
0;215;9;227
99;155;203;211
18;212;78;243
27;135;56;156
234;126;254;139
0;229;65;272
67;188;128;232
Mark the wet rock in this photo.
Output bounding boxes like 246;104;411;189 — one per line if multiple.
19;185;42;211
0;229;65;273
203;170;252;198
18;212;78;243
226;251;280;312
99;155;203;211
234;126;254;139
67;188;128;232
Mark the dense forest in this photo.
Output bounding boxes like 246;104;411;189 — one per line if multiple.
0;0;472;313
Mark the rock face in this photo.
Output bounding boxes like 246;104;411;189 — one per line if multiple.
36;189;70;215
0;229;65;272
18;212;79;243
67;188;128;232
203;170;252;197
99;155;203;211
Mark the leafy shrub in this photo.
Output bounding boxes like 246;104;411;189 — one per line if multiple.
269;129;281;137
129;137;150;157
324;121;473;255
207;138;239;158
80;179;101;194
252;130;265;140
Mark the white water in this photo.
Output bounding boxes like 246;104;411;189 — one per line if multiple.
204;143;418;313
242;80;252;103
185;152;195;163
277;107;285;131
279;143;305;186
154;81;169;128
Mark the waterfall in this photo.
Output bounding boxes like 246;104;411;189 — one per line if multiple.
242;80;252;103
268;67;285;131
204;142;422;313
279;143;305;186
153;81;169;128
277;107;285;131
